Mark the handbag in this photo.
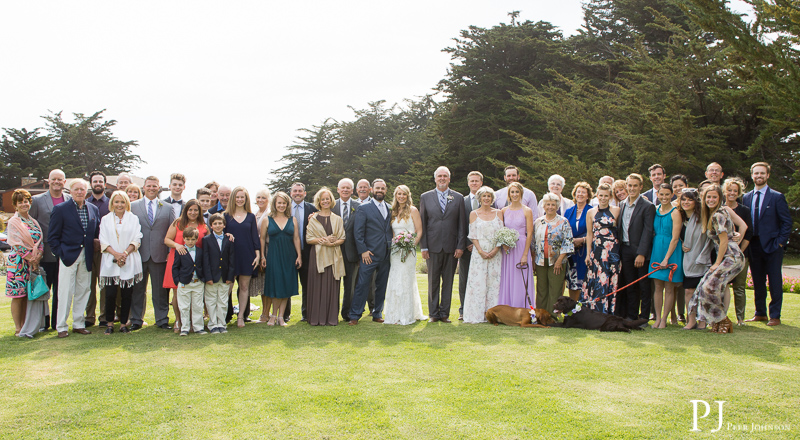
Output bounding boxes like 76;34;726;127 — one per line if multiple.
27;272;49;301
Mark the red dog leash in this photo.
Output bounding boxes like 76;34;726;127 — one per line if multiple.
581;262;677;304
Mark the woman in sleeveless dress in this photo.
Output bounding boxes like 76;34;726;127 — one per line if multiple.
582;183;620;315
648;184;684;328
263;192;302;326
498;182;534;308
383;185;425;325
463;187;504;323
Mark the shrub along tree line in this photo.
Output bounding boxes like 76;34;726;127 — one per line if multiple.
269;0;798;248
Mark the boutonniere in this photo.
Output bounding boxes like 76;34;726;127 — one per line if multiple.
565;303;582;317
446;195;454;203
156;200;164;207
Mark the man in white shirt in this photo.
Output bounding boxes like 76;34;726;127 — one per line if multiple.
493;165;540;218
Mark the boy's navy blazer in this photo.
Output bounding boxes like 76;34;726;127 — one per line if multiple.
201;234;236;283
172;247;204;285
47;200;100;270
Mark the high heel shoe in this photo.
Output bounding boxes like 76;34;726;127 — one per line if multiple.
256;314;269;324
267;315;276;326
277;317;287;327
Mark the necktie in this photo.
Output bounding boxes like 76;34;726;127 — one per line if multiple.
439;192;447;212
147;200;154;225
472;195;478;210
343;202;349;223
294;204;303;248
378;202;387;219
753;191;761;236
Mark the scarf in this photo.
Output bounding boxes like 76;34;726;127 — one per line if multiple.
98;211;144;288
6;213;43;259
306;213;346;280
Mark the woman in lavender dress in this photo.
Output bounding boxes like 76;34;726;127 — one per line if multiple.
498;182;534;308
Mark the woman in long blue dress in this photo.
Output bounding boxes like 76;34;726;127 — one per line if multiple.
263;192;301;327
224;187;261;328
582;184;620;314
564;182;591;300
648;183;684;329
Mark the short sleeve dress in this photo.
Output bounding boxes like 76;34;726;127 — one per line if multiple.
224;213;261;277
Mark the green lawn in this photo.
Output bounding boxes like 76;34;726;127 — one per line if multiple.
1;271;798;439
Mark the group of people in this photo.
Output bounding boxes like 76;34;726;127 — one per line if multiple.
4;160;791;338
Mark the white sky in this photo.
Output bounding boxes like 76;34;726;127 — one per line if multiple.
1;0;751;202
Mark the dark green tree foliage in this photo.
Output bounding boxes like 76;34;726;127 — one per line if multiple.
269;119;337;197
434;19;572;190
42;109;142;176
0;127;53;188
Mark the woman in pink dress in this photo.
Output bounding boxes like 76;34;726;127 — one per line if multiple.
498;182;534;308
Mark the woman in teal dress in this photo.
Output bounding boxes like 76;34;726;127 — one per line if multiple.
263;192;302;327
648;184;684;328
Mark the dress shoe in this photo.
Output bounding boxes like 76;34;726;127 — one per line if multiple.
767;318;781;326
99;321;108;327
84;321;95;328
428;317;439;323
745;315;768;322
72;328;91;335
372;317;384;323
158;323;172;330
57;331;69;338
129;324;142;331
458;314;463;321
348;320;358;326
440;318;452;323
44;315;51;329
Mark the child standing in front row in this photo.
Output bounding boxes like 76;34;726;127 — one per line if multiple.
172;226;206;336
201;214;236;334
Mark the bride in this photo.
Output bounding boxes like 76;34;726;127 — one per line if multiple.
384;185;426;325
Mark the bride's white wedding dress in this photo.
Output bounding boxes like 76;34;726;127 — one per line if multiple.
383;217;426;325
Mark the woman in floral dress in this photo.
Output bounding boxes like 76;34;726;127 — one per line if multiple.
687;184;745;333
463;187;504;323
582;183;620;314
5;189;44;336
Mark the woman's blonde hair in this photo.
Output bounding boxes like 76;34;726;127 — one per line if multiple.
126;183;142;200
507;182;525;202
391;185;413;221
612;180;627;202
313;187;335;211
107;190;131;212
722;177;746;198
700;184;724;233
269;192;291;218
225;186;252;216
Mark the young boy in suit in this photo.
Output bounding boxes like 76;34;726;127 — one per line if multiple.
201;214;236;334
172;226;206;336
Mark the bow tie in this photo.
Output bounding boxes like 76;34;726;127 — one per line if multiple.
214;233;224;240
169;199;183;205
185;246;197;252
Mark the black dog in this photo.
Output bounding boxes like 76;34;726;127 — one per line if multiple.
551;296;649;333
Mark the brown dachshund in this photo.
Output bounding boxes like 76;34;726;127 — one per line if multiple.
485;305;556;328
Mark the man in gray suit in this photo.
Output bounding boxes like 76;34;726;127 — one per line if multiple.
129;175;176;330
458;171;483;320
29;169;71;330
420;166;466;323
618;173;656;321
334;178;362;322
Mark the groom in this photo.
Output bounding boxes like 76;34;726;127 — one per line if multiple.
348;179;392;325
420;166;466;323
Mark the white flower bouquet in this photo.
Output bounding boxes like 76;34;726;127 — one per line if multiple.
494;227;520;254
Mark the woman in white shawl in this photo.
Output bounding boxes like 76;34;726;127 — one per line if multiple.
98;191;143;335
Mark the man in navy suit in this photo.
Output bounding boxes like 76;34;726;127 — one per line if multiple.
348;179;392;325
743;162;792;326
641;163;666;203
48;179;100;338
289;182;318;322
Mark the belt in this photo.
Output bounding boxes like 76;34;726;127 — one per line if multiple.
191;278;200;283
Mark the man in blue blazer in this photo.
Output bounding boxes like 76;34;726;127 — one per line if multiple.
743;162;792;326
348;179;392;325
48;179;100;338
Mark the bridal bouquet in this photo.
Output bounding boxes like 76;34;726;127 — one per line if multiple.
494;227;520;254
391;230;417;263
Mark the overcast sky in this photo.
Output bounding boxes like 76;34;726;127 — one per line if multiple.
1;0;749;201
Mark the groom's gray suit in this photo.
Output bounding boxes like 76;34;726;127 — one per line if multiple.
419;188;466;320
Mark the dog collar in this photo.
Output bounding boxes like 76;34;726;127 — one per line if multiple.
564;303;582;317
